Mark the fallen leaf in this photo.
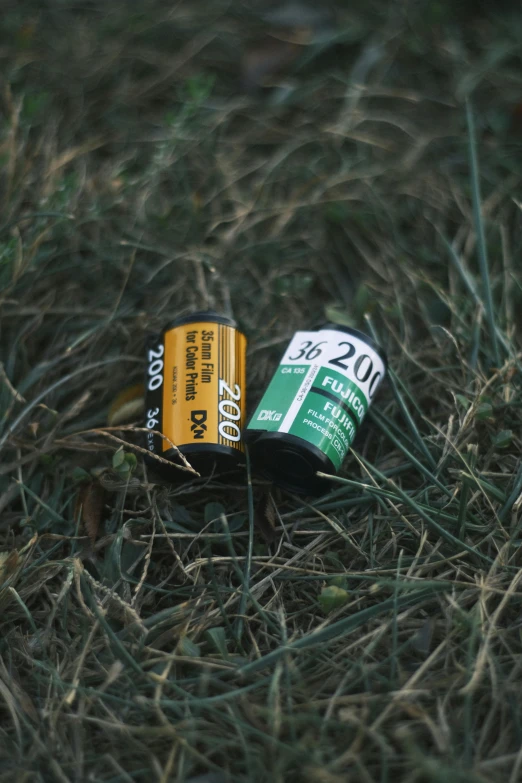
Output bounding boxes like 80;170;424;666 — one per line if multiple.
319;585;349;614
254;491;278;543
0;551;20;586
16;20;37;49
0;657;38;720
75;482;107;543
241;38;300;91
112;447;126;469
475;402;493;421
492;429;513;449
27;422;39;438
107;383;145;426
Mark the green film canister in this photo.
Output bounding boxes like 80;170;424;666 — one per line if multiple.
245;324;387;494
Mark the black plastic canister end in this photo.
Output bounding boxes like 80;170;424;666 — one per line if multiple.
245;430;336;496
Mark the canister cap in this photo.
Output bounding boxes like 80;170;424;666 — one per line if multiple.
246;431;335;496
165;310;238;330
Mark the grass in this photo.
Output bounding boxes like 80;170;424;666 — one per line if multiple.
1;1;522;781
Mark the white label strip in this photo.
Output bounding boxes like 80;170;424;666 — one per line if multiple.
278;363;320;433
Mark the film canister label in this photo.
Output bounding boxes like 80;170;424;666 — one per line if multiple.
145;312;246;469
247;326;386;472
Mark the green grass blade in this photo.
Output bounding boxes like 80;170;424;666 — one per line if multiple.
235;447;255;641
465;98;501;367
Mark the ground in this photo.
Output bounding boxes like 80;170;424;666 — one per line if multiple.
1;2;522;781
